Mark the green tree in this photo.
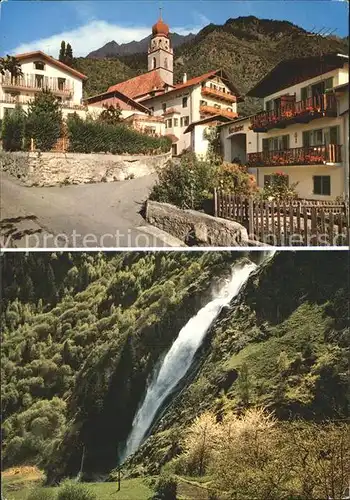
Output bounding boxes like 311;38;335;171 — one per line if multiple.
65;43;73;66
98;104;122;125
59;41;66;63
1;105;26;151
0;55;23;80
25;90;62;151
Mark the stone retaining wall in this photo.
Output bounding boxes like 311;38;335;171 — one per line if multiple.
0;150;172;187
145;200;249;247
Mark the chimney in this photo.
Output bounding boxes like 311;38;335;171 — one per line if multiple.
183;73;187;83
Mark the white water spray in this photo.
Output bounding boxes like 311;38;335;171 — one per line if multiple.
122;259;258;461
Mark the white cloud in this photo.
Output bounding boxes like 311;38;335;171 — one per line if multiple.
11;15;209;58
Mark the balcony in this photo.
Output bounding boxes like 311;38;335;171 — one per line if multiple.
200;104;238;120
247;144;342;168
201;86;237;103
250;94;338;132
0;93;85;109
1;74;73;97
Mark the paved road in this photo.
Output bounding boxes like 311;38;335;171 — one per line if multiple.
0;172;167;248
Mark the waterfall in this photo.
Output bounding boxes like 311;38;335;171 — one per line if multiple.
122;258;259;462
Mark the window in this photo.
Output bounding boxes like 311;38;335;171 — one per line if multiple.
181;116;189;127
164;58;168;69
174;118;178;127
58;77;66;91
182;97;188;108
303;126;340;147
4;107;15;116
35;74;44;88
313;175;331;195
145;126;156;136
152;57;157;69
262;135;289;152
324;77;333;91
34;61;45;70
200;100;207;106
162;103;167;113
167;119;172;128
265;100;273;112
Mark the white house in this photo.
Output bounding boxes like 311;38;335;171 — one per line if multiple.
244;53;349;200
0;51;87;119
103;15;242;156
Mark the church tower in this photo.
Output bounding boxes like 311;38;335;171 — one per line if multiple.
148;12;173;86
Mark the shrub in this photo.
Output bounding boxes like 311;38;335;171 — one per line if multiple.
260;172;298;201
25;90;62;151
150;152;216;209
27;488;56;500
2;105;26;151
151;473;177;500
150;153;256;210
66;114;171;155
214;162;257;195
57;481;97;500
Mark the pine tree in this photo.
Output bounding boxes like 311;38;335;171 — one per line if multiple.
59;41;66;63
65;43;73;66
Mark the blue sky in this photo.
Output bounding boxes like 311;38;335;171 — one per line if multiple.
0;1;348;58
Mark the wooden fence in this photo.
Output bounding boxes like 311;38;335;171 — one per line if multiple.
214;189;349;246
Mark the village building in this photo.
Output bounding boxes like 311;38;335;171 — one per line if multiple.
100;15;242;156
226;52;349;201
0;51;88;119
0;50;153;122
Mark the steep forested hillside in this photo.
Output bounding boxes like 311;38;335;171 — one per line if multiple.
74;16;348;115
1;250;348;495
1;251;245;476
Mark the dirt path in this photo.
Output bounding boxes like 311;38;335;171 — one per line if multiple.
1;172;167;248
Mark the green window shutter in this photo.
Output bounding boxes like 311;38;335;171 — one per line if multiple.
301;86;308;101
322;176;331;195
262;138;269;152
330;126;339;144
282;135;289;149
303;131;310;147
313;176;321;195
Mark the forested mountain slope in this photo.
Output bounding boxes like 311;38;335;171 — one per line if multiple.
73;16;348;115
1;251;348;485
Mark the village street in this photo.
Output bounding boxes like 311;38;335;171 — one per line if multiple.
0;172;170;248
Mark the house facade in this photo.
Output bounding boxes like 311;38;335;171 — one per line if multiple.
0;51;87;119
105;15;242;156
245;53;349;200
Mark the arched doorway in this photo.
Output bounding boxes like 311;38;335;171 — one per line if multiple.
230;132;247;164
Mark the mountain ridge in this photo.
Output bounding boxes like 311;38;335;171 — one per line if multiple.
74;16;348;116
87;32;195;58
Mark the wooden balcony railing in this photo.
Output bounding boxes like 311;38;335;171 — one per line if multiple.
1;74;73;96
201;87;237;103
251;93;338;132
0;94;85;109
200;104;238;119
247;144;342;167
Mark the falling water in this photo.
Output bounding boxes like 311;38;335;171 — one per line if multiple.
122;259;258;461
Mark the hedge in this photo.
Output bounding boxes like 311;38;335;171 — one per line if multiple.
2;106;26;151
66;115;171;155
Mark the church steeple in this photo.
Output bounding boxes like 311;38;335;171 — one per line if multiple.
148;11;173;86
